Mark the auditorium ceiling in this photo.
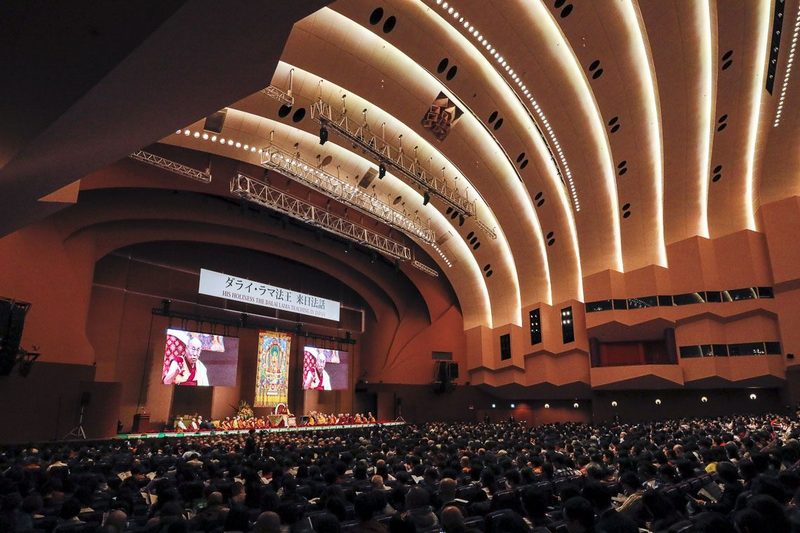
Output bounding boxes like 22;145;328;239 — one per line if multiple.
2;0;798;331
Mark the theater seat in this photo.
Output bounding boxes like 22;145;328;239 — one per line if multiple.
489;489;521;512
455;484;484;502
464;515;486;531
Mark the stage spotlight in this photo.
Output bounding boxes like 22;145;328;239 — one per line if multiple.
655;398;662;405
240;313;248;327
611;401;618;407
319;125;329;145
161;299;171;315
423;191;431;206
378;162;386;179
544;403;550;409
458;213;465;226
749;393;757;400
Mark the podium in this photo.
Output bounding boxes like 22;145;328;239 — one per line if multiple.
132;413;151;433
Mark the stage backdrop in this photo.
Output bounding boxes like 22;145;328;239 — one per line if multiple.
254;331;292;408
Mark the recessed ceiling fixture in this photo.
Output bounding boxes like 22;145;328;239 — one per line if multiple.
430;0;580;212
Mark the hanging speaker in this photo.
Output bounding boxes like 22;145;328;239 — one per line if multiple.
203;109;227;134
435;361;448;382
358;168;379;188
448;362;459;380
80;392;92;407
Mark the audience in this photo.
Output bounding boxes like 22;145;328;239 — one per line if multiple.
2;413;800;531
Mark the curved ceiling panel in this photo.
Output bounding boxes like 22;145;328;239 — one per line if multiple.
758;0;800;206
435;0;624;277
551;0;667;270
330;0;583;304
640;1;714;243
282;9;546;323
707;1;771;237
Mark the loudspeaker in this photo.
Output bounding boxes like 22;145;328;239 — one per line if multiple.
80;392;92;407
203;109;227;134
436;361;448;382
358;168;379;189
448;362;459;380
0;300;31;376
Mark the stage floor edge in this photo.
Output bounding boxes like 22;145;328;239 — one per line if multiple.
115;421;405;440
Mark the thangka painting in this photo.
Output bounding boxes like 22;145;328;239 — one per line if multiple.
254;331;291;408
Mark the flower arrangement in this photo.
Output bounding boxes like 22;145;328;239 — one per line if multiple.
235;400;254;419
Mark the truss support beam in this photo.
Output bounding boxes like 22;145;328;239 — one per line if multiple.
261;146;435;244
230;173;413;261
309;99;476;217
129;150;211;183
411;260;439;277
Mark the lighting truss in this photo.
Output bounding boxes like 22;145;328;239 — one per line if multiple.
474;218;497;240
261;145;435;244
309;99;476;217
411;260;439;277
129;150;211;183
230;173;412;261
261;85;294;108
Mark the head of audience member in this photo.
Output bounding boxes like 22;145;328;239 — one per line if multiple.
563;496;595;533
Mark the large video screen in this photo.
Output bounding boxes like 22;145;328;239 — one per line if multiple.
162;329;239;387
302;346;349;391
254;331;292;408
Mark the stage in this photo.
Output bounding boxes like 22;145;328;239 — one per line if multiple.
115;421;405;440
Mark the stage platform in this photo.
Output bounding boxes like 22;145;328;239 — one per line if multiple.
115;421;405;440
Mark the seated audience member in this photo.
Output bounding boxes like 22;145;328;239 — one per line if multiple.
563;496;596;533
582;482;638;533
3;413;800;533
405;486;439;529
253;511;282;533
